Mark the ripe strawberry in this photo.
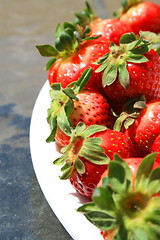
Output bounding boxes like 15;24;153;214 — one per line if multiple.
96;32;160;110
150;135;160;165
125;99;160;156
46;69;113;147
46;35;109;93
54;123;136;198
78;153;160;240
116;0;160;34
36;3;132;93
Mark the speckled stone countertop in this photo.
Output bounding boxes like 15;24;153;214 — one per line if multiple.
0;0;159;239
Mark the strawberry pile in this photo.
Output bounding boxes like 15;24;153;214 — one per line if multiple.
36;0;160;239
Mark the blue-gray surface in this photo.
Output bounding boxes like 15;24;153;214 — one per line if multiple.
1;0;158;239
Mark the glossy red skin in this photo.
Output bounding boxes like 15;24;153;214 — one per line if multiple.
150;135;160;165
120;1;160;34
70;129;136;198
55;89;114;147
104;50;160;105
90;18;132;45
48;35;110;93
125;100;160;157
48;19;132;92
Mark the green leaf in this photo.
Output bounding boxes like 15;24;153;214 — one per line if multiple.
113;113;128;131
102;176;109;188
36;44;58;57
85;211;116;231
46;116;57;143
75;122;86;135
63;88;79;101
95;60;109;73
120;32;136;44
45;57;57;70
113;154;132;183
64;98;74;116
53;152;69;165
127;53;149;63
79;139;109;165
57;108;72;136
55;31;73;52
126;38;142;51
148;166;160;195
136;153;157;188
118;62;130;89
82;125;107;138
96;53;109;65
102;64;118;87
73;68;93;94
131;42;151;54
59;165;75;179
133;226;155;240
108;161;127;193
55;23;63;38
77;202;98;213
93;187;115;212
134;99;146;110
124;117;135;130
63;21;76;32
75;157;85;174
51;83;62;91
116;224;128;240
83;34;101;41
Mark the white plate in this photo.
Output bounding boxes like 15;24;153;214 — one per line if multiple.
30;81;103;240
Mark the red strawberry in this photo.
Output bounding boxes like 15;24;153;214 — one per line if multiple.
78;153;160;240
54;123;136;198
96;32;160;111
69;89;114;129
125;99;160;156
46;69;114;147
47;35;109;93
84;17;132;45
116;0;160;34
150;135;160;165
36;3;132;94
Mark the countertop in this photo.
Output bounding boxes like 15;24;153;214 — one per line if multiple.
0;0;159;240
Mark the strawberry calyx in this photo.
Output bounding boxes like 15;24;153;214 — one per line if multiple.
95;32;152;89
36;3;100;71
46;68;92;143
140;31;160;56
73;1;97;29
78;153;160;239
53;122;110;179
114;0;142;18
113;96;146;131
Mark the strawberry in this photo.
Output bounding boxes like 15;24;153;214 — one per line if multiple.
95;32;160;111
46;34;109;93
150;135;160;165
115;0;160;35
46;69;113;147
78;153;160;240
125;99;160;156
54;123;135;198
36;3;132;93
36;3;110;93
